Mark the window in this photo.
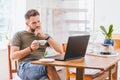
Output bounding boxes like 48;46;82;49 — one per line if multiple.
0;0;26;49
35;0;95;54
27;0;94;43
0;0;10;41
51;0;94;43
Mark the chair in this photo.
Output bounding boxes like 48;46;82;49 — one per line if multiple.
8;42;64;80
112;34;120;80
62;43;116;80
7;43;21;80
112;34;120;50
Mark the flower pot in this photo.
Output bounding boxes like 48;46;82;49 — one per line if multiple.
104;39;114;46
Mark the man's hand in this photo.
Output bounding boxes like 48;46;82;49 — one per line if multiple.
34;27;47;39
30;40;39;51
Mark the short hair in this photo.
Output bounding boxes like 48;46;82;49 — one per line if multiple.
25;9;40;20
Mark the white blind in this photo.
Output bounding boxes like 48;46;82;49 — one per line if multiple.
26;0;94;43
51;0;94;43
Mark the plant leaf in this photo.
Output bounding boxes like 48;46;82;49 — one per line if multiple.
107;24;113;39
108;24;113;35
100;26;108;36
5;34;8;40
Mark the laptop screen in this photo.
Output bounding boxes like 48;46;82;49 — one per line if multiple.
64;35;90;60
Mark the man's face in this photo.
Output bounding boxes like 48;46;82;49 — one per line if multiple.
26;15;40;32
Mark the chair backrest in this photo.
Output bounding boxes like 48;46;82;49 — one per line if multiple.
112;34;120;50
62;43;67;52
8;43;18;79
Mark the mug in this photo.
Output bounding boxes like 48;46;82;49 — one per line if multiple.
38;40;47;45
100;44;114;55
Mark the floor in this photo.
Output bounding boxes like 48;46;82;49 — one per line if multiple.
0;49;9;80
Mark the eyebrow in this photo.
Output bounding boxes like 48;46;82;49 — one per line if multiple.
32;22;37;24
32;20;40;24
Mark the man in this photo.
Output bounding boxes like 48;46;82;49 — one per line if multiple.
11;9;63;80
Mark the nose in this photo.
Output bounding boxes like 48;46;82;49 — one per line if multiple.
36;22;40;27
35;24;40;30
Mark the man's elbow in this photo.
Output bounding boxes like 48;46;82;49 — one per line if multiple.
58;48;64;54
10;55;15;60
10;54;18;61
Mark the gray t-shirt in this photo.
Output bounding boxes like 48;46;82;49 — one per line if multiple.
11;30;49;64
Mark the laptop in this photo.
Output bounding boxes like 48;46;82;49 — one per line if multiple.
49;35;90;61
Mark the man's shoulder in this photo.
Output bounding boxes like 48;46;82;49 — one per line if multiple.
15;30;27;35
18;30;27;33
12;30;27;38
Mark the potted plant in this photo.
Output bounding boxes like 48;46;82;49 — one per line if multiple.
100;24;114;46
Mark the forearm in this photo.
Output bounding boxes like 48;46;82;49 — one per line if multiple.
11;47;31;60
47;38;63;54
37;32;63;53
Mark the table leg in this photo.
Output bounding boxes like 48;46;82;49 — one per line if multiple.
112;63;118;80
76;67;84;80
109;64;116;80
109;68;112;80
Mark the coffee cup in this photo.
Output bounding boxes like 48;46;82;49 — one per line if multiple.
38;40;47;45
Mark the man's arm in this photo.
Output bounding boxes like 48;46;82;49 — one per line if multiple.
11;40;39;60
46;37;63;54
37;33;63;54
11;46;31;60
35;27;64;54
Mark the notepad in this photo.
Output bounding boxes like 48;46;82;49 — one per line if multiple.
39;58;55;62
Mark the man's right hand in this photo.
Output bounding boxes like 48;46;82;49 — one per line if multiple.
34;27;48;39
30;40;39;51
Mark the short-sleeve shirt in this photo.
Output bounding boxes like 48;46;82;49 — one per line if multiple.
11;30;49;64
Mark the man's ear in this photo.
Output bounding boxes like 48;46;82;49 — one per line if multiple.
26;21;29;26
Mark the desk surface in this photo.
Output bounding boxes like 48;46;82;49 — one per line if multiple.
32;54;120;70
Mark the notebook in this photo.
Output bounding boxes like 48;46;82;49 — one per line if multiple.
48;35;90;61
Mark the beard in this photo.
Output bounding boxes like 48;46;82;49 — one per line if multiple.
30;27;35;32
30;26;40;33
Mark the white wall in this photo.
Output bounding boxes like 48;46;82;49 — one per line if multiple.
95;0;120;34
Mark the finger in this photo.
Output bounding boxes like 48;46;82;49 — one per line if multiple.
32;40;37;42
31;44;39;50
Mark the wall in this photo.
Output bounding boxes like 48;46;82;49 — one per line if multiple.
95;0;120;33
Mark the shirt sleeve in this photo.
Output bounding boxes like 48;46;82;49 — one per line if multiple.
11;32;22;47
